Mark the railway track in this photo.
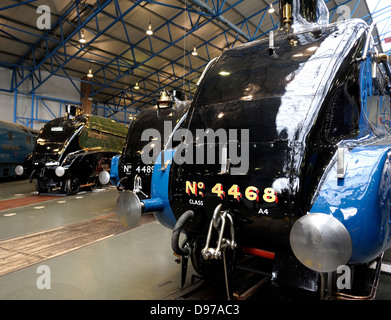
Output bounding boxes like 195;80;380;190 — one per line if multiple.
0;213;155;277
164;256;275;300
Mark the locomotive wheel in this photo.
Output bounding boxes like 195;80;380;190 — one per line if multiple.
34;178;48;193
89;180;98;191
66;178;80;195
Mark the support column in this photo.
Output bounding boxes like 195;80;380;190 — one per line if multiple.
30;91;35;128
80;76;92;114
13;89;17;124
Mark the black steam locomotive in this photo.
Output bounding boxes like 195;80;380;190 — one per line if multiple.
118;90;190;194
17;106;128;195
115;0;391;299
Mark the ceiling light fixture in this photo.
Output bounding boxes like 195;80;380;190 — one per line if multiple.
79;29;87;44
191;45;198;56
146;23;153;35
134;82;140;90
268;3;275;13
146;2;153;36
87;68;93;78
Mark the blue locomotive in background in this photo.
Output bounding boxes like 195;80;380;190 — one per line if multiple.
0;120;37;179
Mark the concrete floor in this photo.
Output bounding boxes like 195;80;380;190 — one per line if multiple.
0;178;36;201
0;189;118;241
0;221;188;299
0;179;193;299
0;178;390;300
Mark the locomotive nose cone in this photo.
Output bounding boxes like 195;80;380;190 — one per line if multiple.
115;191;142;229
290;212;352;273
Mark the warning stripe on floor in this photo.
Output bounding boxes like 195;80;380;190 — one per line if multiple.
0;195;62;211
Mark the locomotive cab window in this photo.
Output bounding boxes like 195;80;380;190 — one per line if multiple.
375;63;391;131
8;131;12;142
365;59;391;133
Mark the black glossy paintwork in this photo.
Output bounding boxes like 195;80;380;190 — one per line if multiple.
33;117;86;164
28;113;127;192
119;102;189;194
169;21;367;249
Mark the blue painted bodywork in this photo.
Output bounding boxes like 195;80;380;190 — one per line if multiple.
114;149;177;228
310;53;391;264
0;120;37;178
311;145;391;264
149;149;177;229
109;154;120;186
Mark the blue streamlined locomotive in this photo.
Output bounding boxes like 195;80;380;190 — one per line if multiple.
0;120;37;178
114;0;391;299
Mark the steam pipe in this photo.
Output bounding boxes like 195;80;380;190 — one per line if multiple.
171;210;195;256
